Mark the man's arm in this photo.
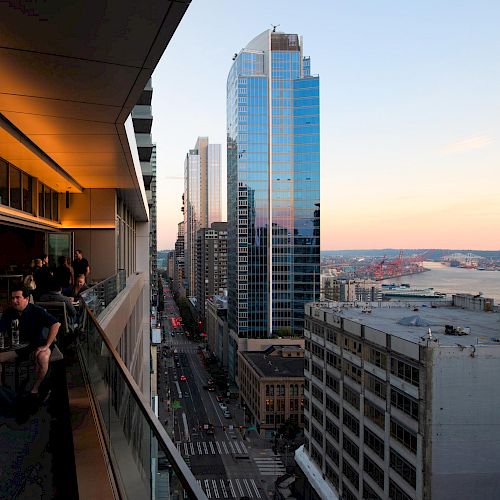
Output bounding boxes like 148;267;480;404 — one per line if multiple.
36;322;60;354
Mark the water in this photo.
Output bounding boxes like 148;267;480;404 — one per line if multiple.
382;261;500;303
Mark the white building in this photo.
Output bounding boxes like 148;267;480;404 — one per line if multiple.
298;296;500;500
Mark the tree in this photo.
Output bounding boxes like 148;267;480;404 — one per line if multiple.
279;419;300;441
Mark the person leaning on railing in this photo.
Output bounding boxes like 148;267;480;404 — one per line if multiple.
0;283;60;408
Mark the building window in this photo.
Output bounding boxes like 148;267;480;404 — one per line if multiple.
390;357;420;387
390;419;417;454
344;335;362;355
363;454;385;489
364;400;385;429
311;445;323;468
311;362;323;382
343;410;360;437
326;395;339;418
343;385;360;410
325;463;339;489
326;351;342;370
391;388;419;421
365;372;387;400
9;165;21;210
266;385;274;396
342;460;359;490
363;481;382;500
311;425;323;447
311;404;322;424
365;346;387;369
389;479;413;500
0;157;35;215
343;360;362;384
326;439;339;465
326;417;339;442
342;482;358;500
390;448;417;488
343;435;360;462
311;384;324;403
326;373;340;394
364;428;385;459
0;159;8;205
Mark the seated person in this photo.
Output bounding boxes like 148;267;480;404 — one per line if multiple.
39;277;78;327
0;284;60;399
64;274;89;301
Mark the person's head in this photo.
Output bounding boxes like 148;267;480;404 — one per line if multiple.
41;254;48;265
75;274;86;288
57;255;67;267
74;249;83;260
47;277;62;293
34;258;43;268
11;283;30;312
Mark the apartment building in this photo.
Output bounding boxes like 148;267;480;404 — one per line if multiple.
298;296;500;500
238;345;305;439
322;277;382;302
196;222;228;320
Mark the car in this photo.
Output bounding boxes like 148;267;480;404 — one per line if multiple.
216;395;224;402
180;375;187;381
223;410;231;418
219;403;227;411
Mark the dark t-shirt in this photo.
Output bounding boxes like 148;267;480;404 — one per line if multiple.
54;265;72;289
33;266;52;297
0;303;58;347
72;257;89;277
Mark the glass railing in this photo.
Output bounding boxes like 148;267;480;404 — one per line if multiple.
80;270;127;317
77;303;206;499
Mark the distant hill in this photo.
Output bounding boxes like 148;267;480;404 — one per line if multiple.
322;249;500;259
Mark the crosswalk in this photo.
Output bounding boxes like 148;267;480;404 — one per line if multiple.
254;453;286;476
177;440;248;456
197;478;261;499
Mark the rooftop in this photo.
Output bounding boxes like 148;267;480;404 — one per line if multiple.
309;300;500;347
241;346;305;378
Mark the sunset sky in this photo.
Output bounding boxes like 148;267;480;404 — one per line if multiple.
152;1;500;250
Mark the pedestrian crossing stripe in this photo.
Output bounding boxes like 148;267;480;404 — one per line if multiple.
177;440;248;456
196;478;261;499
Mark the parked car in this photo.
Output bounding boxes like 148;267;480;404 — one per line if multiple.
219;403;227;411
216;395;224;402
223;410;231;418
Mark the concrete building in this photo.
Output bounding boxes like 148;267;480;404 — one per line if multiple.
322;277;382;302
196;222;228;320
174;220;186;297
205;294;229;370
183;137;222;296
297;297;500;500
238;345;305;439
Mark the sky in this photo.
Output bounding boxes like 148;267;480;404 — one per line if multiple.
152;1;500;251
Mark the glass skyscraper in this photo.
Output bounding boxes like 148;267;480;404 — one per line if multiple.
227;30;320;339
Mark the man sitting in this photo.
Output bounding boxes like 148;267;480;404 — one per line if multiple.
39;277;78;329
0;284;60;401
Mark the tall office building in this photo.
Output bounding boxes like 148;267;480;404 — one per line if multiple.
184;137;222;296
227;30;320;340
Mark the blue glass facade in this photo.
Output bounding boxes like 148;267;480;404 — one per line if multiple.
227;31;320;338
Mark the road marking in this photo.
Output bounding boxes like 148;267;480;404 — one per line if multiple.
197;442;202;454
204;479;212;498
216;441;222;453
184;442;189;456
203;442;209;454
250;479;261;498
212;479;219;498
228;441;235;454
190;442;195;455
209;441;216;454
228;480;236;498
233;441;241;453
243;479;253;497
234;479;244;497
240;442;248;453
220;479;228;498
222;441;229;454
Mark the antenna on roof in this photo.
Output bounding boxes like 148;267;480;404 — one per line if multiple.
271;24;280;33
427;328;433;340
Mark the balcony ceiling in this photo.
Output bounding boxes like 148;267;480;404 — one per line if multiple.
0;0;189;217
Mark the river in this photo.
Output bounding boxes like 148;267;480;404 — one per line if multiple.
382;261;500;303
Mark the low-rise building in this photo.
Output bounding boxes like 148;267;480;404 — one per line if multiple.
322;277;381;302
298;296;500;500
238;345;305;439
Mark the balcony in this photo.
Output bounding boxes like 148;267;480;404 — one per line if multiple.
0;273;206;499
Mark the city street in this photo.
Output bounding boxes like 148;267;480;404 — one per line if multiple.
156;282;286;500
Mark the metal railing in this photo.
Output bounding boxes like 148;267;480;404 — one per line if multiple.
77;303;206;499
80;270;127;317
